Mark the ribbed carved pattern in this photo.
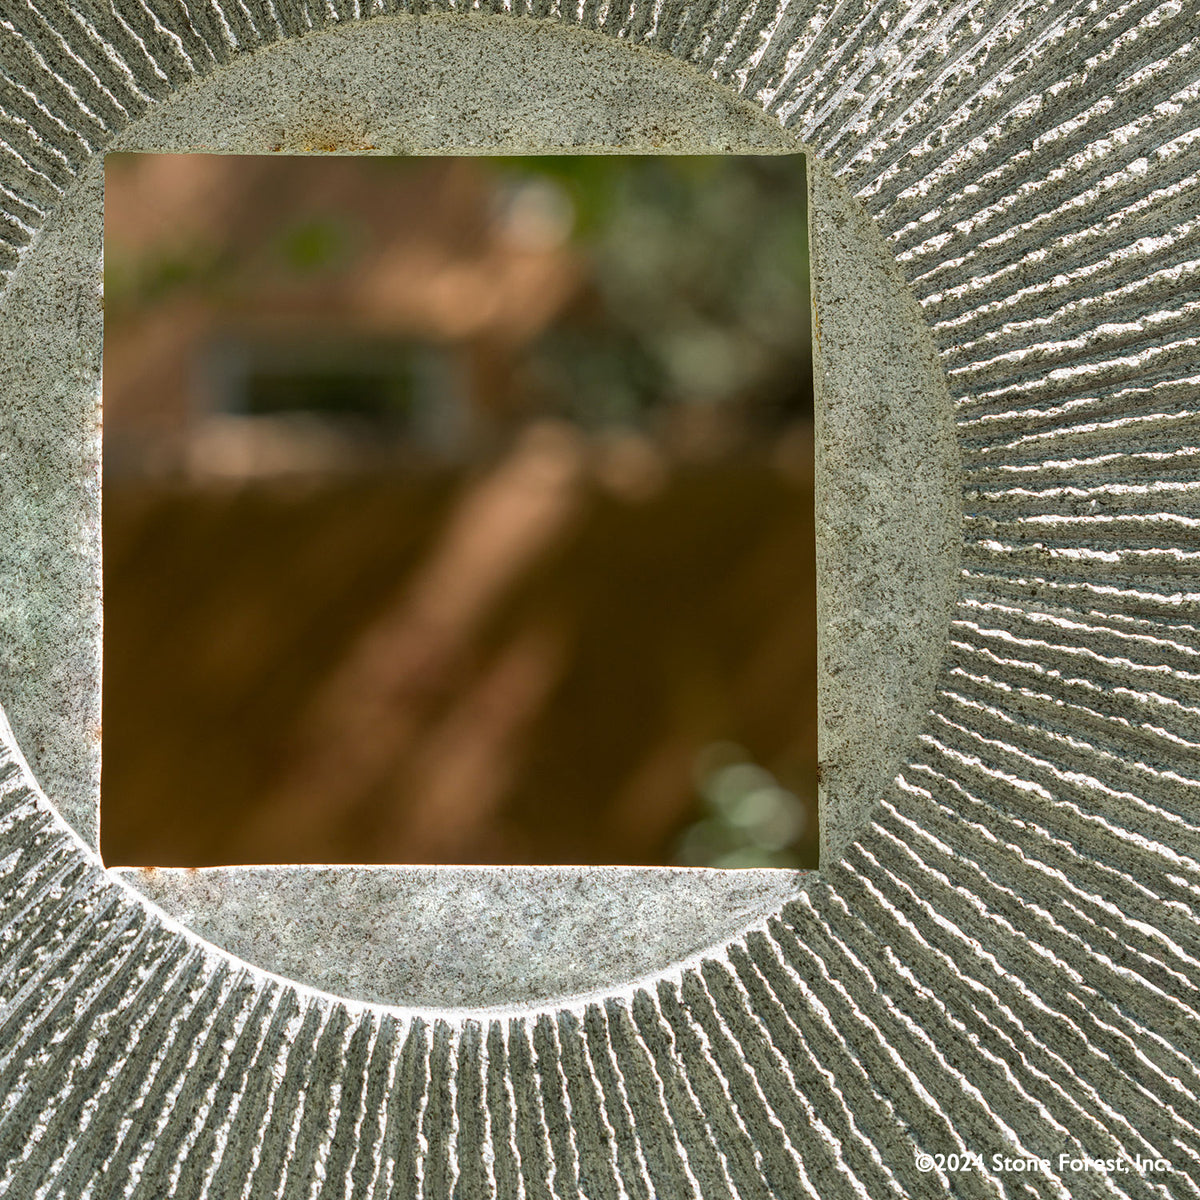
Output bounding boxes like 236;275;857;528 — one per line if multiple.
2;0;1199;1195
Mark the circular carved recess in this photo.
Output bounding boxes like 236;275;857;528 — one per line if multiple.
2;15;956;1008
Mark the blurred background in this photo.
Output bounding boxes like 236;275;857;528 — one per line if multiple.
101;152;817;869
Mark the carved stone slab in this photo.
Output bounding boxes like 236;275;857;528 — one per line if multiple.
0;2;1197;1197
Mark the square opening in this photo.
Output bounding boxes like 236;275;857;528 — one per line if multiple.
101;152;815;869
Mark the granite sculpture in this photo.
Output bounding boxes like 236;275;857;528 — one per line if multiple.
0;1;1197;1196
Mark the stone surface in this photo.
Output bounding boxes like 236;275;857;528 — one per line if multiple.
113;865;809;1009
0;2;1198;1197
0;13;955;1005
809;157;960;864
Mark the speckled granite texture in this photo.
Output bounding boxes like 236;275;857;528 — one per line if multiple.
1;2;1199;1197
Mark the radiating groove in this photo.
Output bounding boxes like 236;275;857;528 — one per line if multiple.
803;0;994;160
846;828;1200;1169
651;981;779;1200
278;1003;354;1200
602;1000;704;1200
505;1019;556;1200
162;976;267;1198
961;429;1200;476
232;0;284;42
822;0;1070;174
866;0;1153;198
966;482;1200;525
967;434;1200;482
894;108;1200;310
779;0;972;145
0;199;39;248
552;1012;622;1200
421;1020;460;1200
168;0;234;65
830;868;1166;1195
931;662;1200;830
0;854;93;977
317;1014;379;1200
625;0;656;47
881;779;1200;1058
955;342;1200;415
71;0;179;100
371;1018;429;1200
771;889;1015;1197
964;538;1200;578
897;744;1200;1027
345;1014;401;1200
187;986;302;1200
767;895;939;1144
0;31;116;146
943;633;1200;758
709;0;785;90
757;915;1029;1198
579;0;602;33
626;989;740;1200
0;769;42;829
213;0;262;50
960;600;1200;667
581;1005;653;1200
832;841;1200;1189
913;718;1200;934
958;564;1200;622
0;97;84;185
650;0;692;58
0;137;65;212
698;956;881;1200
530;1015;581;1200
799;868;1133;1187
873;3;1197;234
950;609;1200;699
690;0;759;75
483;1022;524;1200
138;0;229;70
72;947;211;1200
0;884;132;1066
454;1021;491;1200
126;0;217;85
937;670;1200;835
879;780;1200;1049
23;0;165;109
952;336;1200;416
920;716;1200;890
4;1;136;126
121;966;255;1193
942;247;1200;374
725;940;908;1200
240;1000;328;1198
896;71;1200;309
958;381;1200;455
669;0;722;63
672;969;816;1200
0;912;157;1193
910;147;1200;340
263;0;307;38
0;859;123;1027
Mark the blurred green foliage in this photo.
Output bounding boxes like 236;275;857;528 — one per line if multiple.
674;742;811;868
511;154;811;434
276;216;356;273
